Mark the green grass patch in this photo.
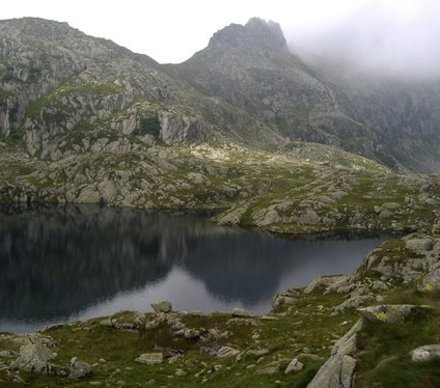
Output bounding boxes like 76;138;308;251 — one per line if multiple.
356;304;440;387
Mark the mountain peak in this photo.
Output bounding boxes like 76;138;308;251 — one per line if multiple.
245;17;285;41
207;17;286;55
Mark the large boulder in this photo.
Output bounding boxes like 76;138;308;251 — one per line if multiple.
69;357;92;379
285;358;304;374
410;345;440;362
9;334;61;376
358;305;432;324
307;319;362;388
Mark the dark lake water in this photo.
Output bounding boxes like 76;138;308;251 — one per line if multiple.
0;205;386;333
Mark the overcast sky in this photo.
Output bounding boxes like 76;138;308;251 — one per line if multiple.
3;0;440;76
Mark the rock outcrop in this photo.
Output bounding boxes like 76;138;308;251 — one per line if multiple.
358;304;432;324
307;319;362;388
9;334;62;376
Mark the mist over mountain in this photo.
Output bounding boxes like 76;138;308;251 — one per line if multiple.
286;0;440;80
171;17;440;172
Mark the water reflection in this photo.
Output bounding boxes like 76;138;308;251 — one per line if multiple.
0;205;385;333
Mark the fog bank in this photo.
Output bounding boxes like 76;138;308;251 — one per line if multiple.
285;0;440;79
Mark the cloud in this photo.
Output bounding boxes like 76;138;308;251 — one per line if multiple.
285;0;440;78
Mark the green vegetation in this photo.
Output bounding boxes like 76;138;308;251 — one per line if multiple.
356;295;440;387
0;290;358;387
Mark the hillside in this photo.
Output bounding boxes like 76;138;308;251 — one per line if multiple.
1;17;440;236
171;18;440;173
170;18;377;159
0;17;282;162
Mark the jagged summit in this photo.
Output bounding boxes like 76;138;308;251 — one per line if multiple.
245;17;286;46
206;17;287;56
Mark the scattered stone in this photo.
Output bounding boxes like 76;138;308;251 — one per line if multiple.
206;328;229;340
272;294;296;309
231;307;251;317
217;346;240;358
135;353;164;365
284;359;304;373
333;294;373;314
151;301;172;313
69;357;93;379
175;368;187;376
200;342;222;357
174;328;200;339
410;345;440;362
227;318;258;326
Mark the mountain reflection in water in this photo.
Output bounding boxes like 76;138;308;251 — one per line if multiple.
0;205;385;332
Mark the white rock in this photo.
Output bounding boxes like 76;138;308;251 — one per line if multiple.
284;358;304;373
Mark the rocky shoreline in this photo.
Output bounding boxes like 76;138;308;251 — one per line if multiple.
2;136;440;239
1;232;440;386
